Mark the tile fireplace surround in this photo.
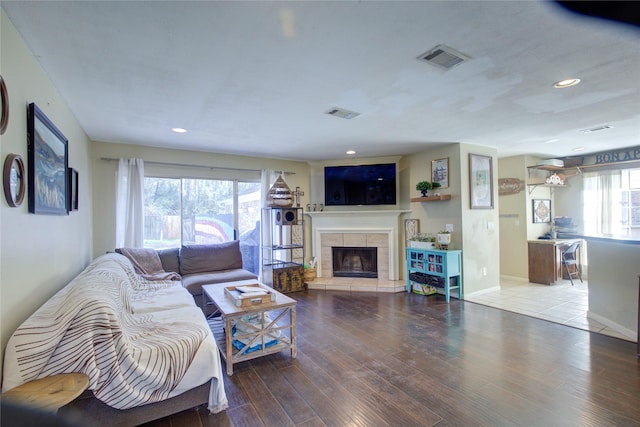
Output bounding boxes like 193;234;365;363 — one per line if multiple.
305;210;408;293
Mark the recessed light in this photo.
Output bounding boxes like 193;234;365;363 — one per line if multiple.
572;147;585;152
172;127;187;133
544;138;559;144
553;78;581;89
346;150;356;155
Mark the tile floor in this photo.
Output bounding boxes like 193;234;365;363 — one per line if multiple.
465;276;634;342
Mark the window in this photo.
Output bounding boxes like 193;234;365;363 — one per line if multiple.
144;177;181;248
583;168;640;238
621;169;640;232
143;177;262;272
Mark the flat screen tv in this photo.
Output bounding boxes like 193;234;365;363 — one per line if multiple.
324;163;397;206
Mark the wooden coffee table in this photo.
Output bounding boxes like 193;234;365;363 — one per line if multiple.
203;280;297;375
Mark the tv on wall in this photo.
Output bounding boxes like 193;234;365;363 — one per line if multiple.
324;163;397;206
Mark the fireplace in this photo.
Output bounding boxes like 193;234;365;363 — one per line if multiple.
332;247;378;278
307;209;408;281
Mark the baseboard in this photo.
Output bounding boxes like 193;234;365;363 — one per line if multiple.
465;286;501;299
499;274;528;283
587;311;637;341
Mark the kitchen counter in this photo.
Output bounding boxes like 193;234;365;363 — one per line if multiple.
579;238;639;341
558;233;639;245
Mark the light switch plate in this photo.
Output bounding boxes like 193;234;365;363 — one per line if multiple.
445;224;454;232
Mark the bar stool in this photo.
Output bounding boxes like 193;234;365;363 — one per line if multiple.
561;241;582;286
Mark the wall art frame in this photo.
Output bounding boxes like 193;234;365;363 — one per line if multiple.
27;102;69;215
404;218;420;247
532;198;552;223
0;75;9;135
3;153;25;207
68;167;79;211
431;157;449;188
469;153;493;209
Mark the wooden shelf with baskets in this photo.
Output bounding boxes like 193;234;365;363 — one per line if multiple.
261;207;306;293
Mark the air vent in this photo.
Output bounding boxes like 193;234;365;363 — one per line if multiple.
581;125;613;133
417;44;470;70
325;107;360;120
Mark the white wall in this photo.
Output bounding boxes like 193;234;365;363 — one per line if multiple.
553;170;584;231
587;239;639;339
402;143;500;296
0;11;93;379
458;144;500;295
402;145;462;248
497;156;529;279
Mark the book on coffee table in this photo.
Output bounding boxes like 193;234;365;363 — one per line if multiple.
224;282;275;307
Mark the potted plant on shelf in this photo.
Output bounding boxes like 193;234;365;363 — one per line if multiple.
409;233;436;249
416;181;441;197
437;230;451;248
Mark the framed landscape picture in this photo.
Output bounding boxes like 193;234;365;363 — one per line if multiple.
469;153;493;209
27;102;69;215
431;157;449;188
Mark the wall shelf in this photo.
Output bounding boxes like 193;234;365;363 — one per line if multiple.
527;158;640;176
526;183;569;194
410;194;452;203
527;164;574;194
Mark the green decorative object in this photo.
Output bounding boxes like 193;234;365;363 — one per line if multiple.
408;233;436;249
416;181;441;197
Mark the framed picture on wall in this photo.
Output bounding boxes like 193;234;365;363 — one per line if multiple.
469;153;493;209
27;102;69;215
532;199;551;223
404;218;419;247
68;167;79;211
431;158;449;188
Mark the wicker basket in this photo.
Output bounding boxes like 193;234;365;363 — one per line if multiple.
304;267;316;282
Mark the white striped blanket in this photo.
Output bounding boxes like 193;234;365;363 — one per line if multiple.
2;253;228;412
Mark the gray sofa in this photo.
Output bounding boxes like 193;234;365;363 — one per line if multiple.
156;240;258;309
4;252;229;427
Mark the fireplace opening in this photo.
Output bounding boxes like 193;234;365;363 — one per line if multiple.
332;247;378;278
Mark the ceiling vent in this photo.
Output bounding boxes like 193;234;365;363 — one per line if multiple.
325;107;360;120
417;44;470;70
581;125;613;133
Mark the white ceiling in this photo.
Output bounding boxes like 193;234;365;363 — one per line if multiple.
2;1;639;162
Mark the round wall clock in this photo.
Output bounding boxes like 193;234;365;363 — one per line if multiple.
0;75;8;135
3;154;25;207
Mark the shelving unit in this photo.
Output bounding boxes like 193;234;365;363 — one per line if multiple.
526;164;575;194
525;159;640;193
406;248;462;303
261;207;306;293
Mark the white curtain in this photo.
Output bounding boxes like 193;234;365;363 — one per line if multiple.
583;170;621;235
116;158;145;248
260;169;280;208
259;170;280;281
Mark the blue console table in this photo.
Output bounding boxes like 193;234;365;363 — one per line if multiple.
406;248;462;303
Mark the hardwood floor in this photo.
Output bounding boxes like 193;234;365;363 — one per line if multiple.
141;290;640;427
